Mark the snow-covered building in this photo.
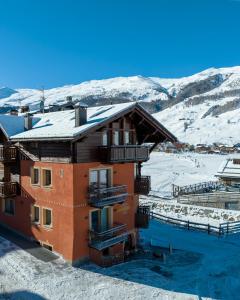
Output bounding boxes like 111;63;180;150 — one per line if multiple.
216;158;240;187
0;102;176;267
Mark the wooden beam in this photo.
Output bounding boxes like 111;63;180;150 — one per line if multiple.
149;142;158;153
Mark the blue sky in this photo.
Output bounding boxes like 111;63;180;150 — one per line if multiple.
0;0;240;88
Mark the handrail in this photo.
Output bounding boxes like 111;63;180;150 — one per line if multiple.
89;185;128;206
0;145;17;162
90;223;126;237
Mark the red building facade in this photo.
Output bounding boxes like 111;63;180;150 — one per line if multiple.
0;103;176;266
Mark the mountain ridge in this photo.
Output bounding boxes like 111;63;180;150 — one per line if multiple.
2;66;240;145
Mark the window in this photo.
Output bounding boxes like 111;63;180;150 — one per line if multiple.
42;243;53;251
43;208;52;227
124;131;130;144
4;198;15;215
32;205;40;224
102;131;108;146
113;131;120;145
42;169;52;187
31;167;40;185
90;169;111;190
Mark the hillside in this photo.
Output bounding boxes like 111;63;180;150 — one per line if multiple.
2;66;240;145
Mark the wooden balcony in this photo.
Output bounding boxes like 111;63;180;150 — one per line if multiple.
0;145;17;163
89;223;128;250
135;175;151;195
89;185;128;208
99;145;149;163
0;182;18;197
135;205;150;228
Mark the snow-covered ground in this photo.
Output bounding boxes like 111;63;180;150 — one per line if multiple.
142;152;231;198
141;197;240;226
1;221;240;300
141;152;240;225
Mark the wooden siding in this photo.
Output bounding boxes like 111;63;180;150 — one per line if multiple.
21;142;72;163
75;132;102;163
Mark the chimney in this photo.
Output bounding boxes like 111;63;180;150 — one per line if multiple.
66;96;73;103
24;113;33;130
20;105;29;113
10;108;18;116
75;103;88;127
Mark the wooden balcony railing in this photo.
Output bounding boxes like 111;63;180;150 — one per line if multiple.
0;182;18;197
0;145;17;162
135;205;151;228
88;185;128;208
99;145;149;163
135;175;151;195
89;223;128;250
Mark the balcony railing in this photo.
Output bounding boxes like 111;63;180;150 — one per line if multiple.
99;145;149;163
89;185;128;208
0;182;18;197
135;175;151;195
0;145;17;162
89;223;128;250
135;205;151;228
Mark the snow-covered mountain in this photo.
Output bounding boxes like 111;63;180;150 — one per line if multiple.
2;66;240;145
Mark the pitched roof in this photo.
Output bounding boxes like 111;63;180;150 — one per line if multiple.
10;103;136;141
216;159;240;179
0;114;40;138
1;102;177;143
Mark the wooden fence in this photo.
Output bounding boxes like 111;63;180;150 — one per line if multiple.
172;181;223;197
178;191;240;205
150;211;240;236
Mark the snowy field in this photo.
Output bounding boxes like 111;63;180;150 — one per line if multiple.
142;152;238;198
141;152;240;225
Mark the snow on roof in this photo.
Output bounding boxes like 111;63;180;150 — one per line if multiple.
9;102;135;141
216;159;240;179
0;114;25;138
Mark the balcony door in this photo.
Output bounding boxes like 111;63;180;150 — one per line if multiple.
90;207;112;232
90;169;111;190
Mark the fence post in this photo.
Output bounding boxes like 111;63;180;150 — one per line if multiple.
187;220;190;230
208;224;210;235
219;225;221;236
227;222;229;235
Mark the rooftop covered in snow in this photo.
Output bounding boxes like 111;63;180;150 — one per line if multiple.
216;159;240;179
1;102;177;143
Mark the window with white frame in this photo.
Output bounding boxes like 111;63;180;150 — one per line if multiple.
42;169;52;187
31;167;40;185
43;208;52;227
32;205;40;223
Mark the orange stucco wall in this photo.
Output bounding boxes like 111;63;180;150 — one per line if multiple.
0;160;139;264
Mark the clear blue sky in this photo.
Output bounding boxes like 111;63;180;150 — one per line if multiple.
1;0;240;88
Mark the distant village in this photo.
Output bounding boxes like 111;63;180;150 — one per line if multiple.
158;141;240;155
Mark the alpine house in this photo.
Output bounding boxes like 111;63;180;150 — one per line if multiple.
0;102;177;266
